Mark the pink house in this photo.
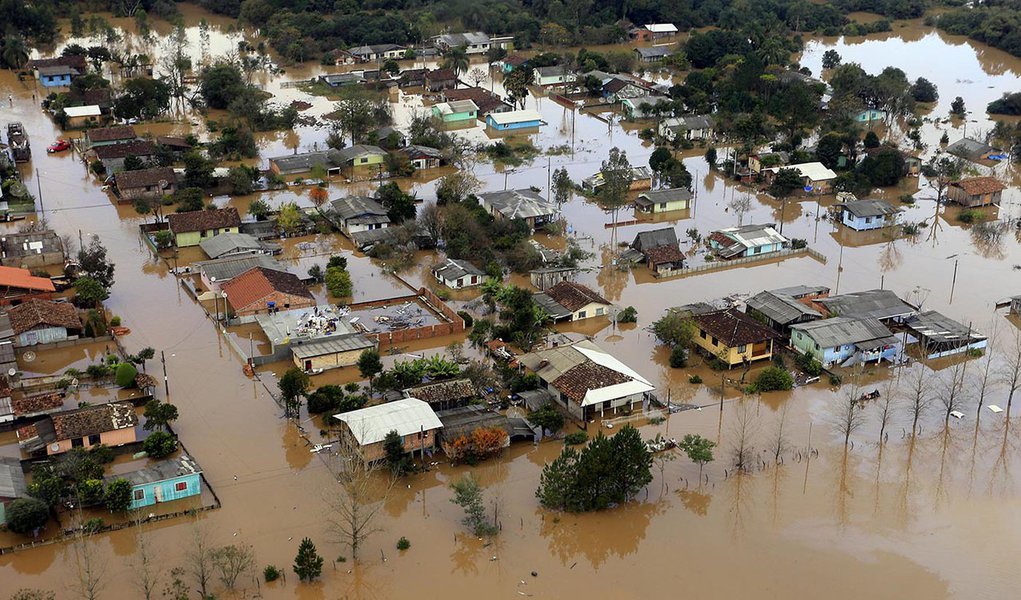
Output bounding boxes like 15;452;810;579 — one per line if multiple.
17;401;138;456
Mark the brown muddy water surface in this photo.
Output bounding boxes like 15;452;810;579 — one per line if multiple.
2;8;1021;599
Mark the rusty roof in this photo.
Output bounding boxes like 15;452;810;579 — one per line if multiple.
221;267;314;312
93;140;155;159
426;68;457;81
86;125;137;142
552;362;631;403
405;378;476;405
51;401;137;441
0;266;56;293
953;177;1006;196
644;244;685;265
7;300;81;335
543;281;611;312
693;308;780;347
115;167;176;191
11;392;64;417
167;207;241;234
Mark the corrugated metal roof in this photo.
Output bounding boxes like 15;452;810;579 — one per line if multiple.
0;456;26;499
904;311;986;344
478;189;557;220
791;316;892;348
746;291;820;325
817;289;916;320
292;335;375;358
335;398;442;445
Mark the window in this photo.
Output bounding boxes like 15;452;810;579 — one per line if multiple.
700;330;707;339
88;434;100;445
814;343;820;351
865;217;872;224
72;438;84;448
660;202;667;209
738;344;747;353
711;336;718;346
578;310;586;319
175;481;188;492
596;307;604;316
133;489;145;501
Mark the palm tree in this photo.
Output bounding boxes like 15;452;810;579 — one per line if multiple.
442;46;469;77
1;35;29;70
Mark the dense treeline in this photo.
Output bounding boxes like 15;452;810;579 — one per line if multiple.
936;4;1021;60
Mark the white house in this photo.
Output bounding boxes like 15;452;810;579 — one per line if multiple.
532;281;613;323
658;115;714;141
432;258;485;289
329;196;391;237
836;198;901;231
533;66;577;86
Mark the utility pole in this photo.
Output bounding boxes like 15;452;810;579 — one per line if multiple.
161;350;170;400
546;156;551;196
35;168;44;222
949;258;959;303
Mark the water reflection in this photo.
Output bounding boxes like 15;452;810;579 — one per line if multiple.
539;499;664;569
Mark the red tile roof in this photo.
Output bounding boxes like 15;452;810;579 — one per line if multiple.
0;266;56;293
552;362;631;403
954;176;1006;196
7;300;81;335
644;244;685;266
93;140;154;159
167;207;241;234
545;281;611;312
693;308;780;347
51;401;137;441
221;267;314;312
12;392;64;416
86;125;137;143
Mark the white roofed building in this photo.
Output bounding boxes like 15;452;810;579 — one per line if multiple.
334;398;443;462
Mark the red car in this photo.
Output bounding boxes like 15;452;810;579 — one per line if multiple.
47;139;71;153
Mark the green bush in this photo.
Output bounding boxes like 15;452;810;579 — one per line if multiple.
958;210;979;224
396;536;411;551
325;266;352;297
143;431;178;459
753;366;794;392
5;498;49;534
669;345;687;368
306;385;345;414
617;306;638;323
688;374;703;384
794;353;823;377
82;517;104;533
528;403;565;434
457;310;474;327
564;431;588;445
109;316;121;327
829;374;842;386
115;362;138;387
263;565;281;582
104;479;132;512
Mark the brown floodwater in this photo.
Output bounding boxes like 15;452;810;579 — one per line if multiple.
2;7;1021;599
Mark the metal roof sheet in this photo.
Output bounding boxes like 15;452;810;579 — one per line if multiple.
334;398;442;446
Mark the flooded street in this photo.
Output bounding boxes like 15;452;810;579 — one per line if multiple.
2;9;1021;599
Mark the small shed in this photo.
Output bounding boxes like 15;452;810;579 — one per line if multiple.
432;258;484;288
291;335;377;373
904;311;987;359
7;300;82;347
111;455;203;510
635;188;692;214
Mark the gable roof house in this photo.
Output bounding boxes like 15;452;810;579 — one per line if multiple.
708;223;788;259
835;198;902;231
790;316;900;367
38;64;80;88
8;299;82;347
432;100;479;124
442;87;512;118
403;378;477;411
221;267;315;319
0;266;56;305
114;166;177;203
814;289;917;323
63;105;104;129
18;401;138;456
634;46;672;63
486;109;546;132
112;455;203;510
195;254;288;296
397;68;427;88
582;166;654;193
477;189;558;230
533;281;612;322
631;23;679;40
330;196;392;239
340;44;407;63
658;115;715;141
630;227;684;273
334;145;387;169
0;456;27;525
92;140;155;172
424;68;458;91
690;308;781;367
83;125;137;149
621;94;672;119
368;126;407;150
948;177;1006;207
433;258;485;289
267;150;343;177
0;229;65;268
29;55;87;83
762;161;838;193
904;311;987;359
199;232;279;260
946;137;1002;164
744;290;821;335
166;207;242;248
433;32;492;54
534;65;577;86
635;188;692;214
400;145;445;169
334;398;443;462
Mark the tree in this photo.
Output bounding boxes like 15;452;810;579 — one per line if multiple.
131;517;163;600
73;277;109;307
599;147;633;248
754;367;794;392
143;399;179;431
467;67;487;87
227;165;258;195
450;473;497;535
115;362;137;387
332;94;375;144
375;181;416;223
292;538;324;582
905;363;932;435
649;147;673;173
306;385;345;414
327;437;395;561
325;266;353;297
9;590;55;600
104;478;132;512
199;62;246;109
768;168;803;198
383;430;412;476
938;360;969;422
357;349;382;390
279;367;310;417
816;133;845;169
999;327;1021;411
249;198;270;220
652;312;696;348
134;347;155;372
821;49;841;69
1;35;30;70
950;96;966;116
910;77;938;103
114;77;171;121
78;237;115;290
859;147;905;186
503;67;532;109
381;59;399;76
185;521;214;599
211;544;255;590
277;202;304;236
551;167;572;207
832;377;866;446
435;171;480;205
70;519;106;600
5;498;49;534
678;434;715;479
143;431;178;459
528;403;565;434
705;147;717;169
441;46;469;76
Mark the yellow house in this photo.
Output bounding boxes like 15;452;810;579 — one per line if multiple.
691;308;779;367
167;207;242;248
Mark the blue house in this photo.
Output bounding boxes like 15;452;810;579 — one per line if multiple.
855;108;887;123
486;109;545;131
709;223;789;259
38;65;79;88
836;198;901;231
113;455;203;510
790;316;901;367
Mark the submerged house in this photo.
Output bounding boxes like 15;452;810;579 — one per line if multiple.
93;140;155;172
221;267;315;319
814;289;917;323
621;94;671;119
433;258;485;289
334;398;443;462
486;109;545;131
904;311;987;359
532;281;612;323
533;66;577;86
83;125;137;149
690;308;780;367
744;290;822;336
399;145;445;169
634;46;672;63
658;115;714;142
424;68;458;92
630;227;684;273
114;167;177;203
582;166;653;193
0;266;56;306
63;105;103;129
256;305;375;370
790;316;900;367
18;401;138;456
948;177;1006;207
442;87;512;119
403;378;477;411
0;229;65;268
8;299;81;347
196;254;288;295
477;189;558;230
517;339;655;421
333;145;387;169
432;100;479;124
167;208;242;248
267;150;343;177
433;32;493;54
835;198;902;231
0;457;27;525
292;335;377;373
635;188;692;214
708;223;788;259
199;232;278;260
762;162;837;193
38;64;80;88
329;196;391;238
946;137;1001;164
113;455;203;510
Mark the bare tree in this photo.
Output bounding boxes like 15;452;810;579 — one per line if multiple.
729;400;758;471
974;321;999;416
904;363;932;435
832;374;866;446
210;543;255;591
938;360;969;422
130;515;163;600
467;67;487;87
999;326;1021;412
184;520;214;599
876;376;899;443
417;202;442;242
68;517;106;600
326;436;397;561
767;402;790;463
727;194;752;226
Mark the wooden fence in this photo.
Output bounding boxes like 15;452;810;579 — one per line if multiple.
654;247;827;279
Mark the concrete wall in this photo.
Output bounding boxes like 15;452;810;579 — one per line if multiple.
292;347;365;372
1;250;65;269
49;426;138;455
232;292;315;318
355;287;465;349
16;326;71;347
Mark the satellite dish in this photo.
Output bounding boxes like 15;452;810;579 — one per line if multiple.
50;443;60;452
71;378;79;387
22;351;35;362
6;368;15;377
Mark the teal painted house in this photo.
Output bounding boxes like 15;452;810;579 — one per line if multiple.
114;455;202;510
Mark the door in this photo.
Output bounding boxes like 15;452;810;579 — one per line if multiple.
305;360;312;371
153;486;162;503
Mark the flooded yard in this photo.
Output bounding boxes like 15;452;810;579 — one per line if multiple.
1;6;1021;600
